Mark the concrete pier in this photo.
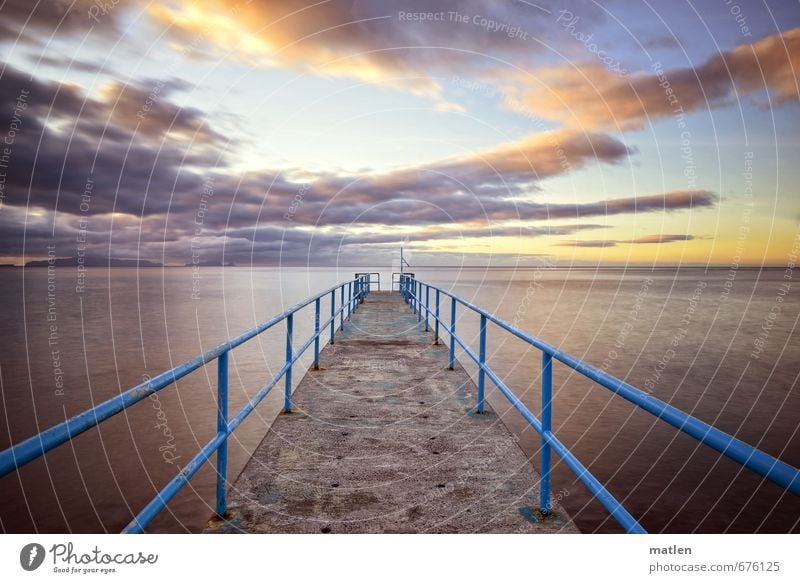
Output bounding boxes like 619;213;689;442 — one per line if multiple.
205;291;576;534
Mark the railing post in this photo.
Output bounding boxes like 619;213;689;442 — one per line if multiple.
348;282;352;320
434;289;440;344
448;297;456;370
541;351;553;515
424;285;430;332
418;282;422;321
313;298;321;370
478;314;486;414
284;314;293;413
340;285;345;330
330;289;335;344
215;351;229;516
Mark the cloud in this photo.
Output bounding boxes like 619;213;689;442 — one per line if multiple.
283;187;713;232
96;77;221;142
0;61;714;266
279;185;713;229
556;239;617;248
0;65;217;143
0;0;128;45
433;129;631;185
228;222;610;247
258;129;633;228
5;2;797;133
541;191;716;219
34;55;116;75
556;233;697;248
507;28;800;129
0;1;606;111
5;181;714;266
0;199;609;265
1;61;634;227
143;0;607;104
0;63;229;222
625;234;696;244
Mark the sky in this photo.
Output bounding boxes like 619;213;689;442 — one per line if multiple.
0;0;798;267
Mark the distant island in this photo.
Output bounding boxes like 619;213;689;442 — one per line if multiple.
24;256;163;268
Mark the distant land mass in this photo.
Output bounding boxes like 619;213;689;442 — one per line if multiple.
24;256;163;268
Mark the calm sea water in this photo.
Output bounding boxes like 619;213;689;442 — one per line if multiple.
0;266;798;533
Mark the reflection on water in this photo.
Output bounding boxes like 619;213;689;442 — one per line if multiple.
0;266;797;533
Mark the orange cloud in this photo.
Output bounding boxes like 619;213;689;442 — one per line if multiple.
305;129;632;211
431;129;631;185
144;0;585;108
147;1;445;99
506;28;800;129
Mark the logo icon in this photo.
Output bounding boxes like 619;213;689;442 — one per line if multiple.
20;543;46;571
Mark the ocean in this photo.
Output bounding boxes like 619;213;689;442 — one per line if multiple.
0;266;797;533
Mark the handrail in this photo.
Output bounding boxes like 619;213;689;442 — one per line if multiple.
391;271;414;290
0;275;372;533
355;272;381;291
399;275;800;534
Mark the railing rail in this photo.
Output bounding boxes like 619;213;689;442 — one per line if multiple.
399;275;800;534
391;271;414;290
0;276;372;533
355;272;381;291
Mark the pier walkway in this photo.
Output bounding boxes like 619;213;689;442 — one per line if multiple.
205;292;576;534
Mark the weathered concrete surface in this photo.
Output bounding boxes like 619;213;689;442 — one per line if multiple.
205;291;577;533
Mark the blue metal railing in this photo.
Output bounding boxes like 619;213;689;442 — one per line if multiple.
0;276;372;533
355;272;381;291
399;275;800;534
